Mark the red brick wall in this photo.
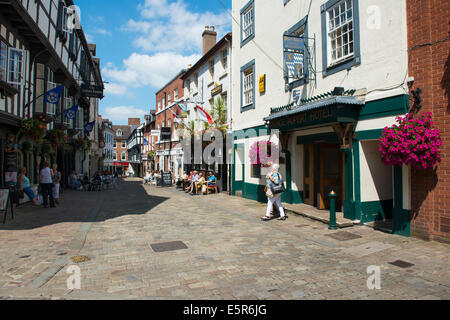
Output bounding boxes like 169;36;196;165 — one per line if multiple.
407;0;450;242
155;75;185;172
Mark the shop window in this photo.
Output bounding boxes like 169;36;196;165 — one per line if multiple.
321;0;361;77
240;0;255;47
251;164;261;178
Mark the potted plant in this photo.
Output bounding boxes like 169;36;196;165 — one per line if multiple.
48;129;68;149
379;112;442;170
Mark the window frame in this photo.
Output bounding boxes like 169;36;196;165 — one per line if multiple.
284;15;309;91
240;0;255;47
240;59;255;112
321;0;361;77
0;40;7;82
6;47;26;86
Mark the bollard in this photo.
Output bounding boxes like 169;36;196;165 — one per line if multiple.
329;191;338;230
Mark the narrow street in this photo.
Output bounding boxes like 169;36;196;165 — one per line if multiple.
0;178;449;300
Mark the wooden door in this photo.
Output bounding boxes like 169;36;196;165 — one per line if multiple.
303;144;314;206
319;144;343;210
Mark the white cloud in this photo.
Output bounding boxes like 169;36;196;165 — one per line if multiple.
103;106;147;124
102;52;200;89
124;0;231;54
85;33;94;43
104;83;128;96
94;28;112;36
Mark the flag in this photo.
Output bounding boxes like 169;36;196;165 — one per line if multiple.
170;108;184;125
195;105;214;125
144;138;149;146
45;85;63;105
176;103;187;112
64;104;79;119
85;121;95;132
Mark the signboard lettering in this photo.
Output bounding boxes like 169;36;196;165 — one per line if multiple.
271;107;334;128
81;84;104;99
160;127;171;141
211;84;223;96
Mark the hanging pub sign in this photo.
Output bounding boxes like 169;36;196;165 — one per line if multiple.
81;84;104;99
283;35;305;80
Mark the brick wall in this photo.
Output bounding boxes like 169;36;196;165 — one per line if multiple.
155;74;185;171
407;0;450;242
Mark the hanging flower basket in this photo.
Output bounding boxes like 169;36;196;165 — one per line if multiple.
249;141;280;167
17;118;46;143
148;151;155;159
378;112;442;170
48;129;68;149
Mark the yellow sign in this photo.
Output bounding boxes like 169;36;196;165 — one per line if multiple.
259;74;266;94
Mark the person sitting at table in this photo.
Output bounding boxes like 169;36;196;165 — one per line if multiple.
69;171;83;190
82;173;91;190
202;171;217;195
189;172;204;195
17;167;40;206
186;171;198;193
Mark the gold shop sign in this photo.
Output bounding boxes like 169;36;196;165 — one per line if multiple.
211;83;223;96
259;74;266;94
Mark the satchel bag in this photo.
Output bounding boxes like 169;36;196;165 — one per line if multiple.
271;174;286;195
266;187;274;199
18;190;25;199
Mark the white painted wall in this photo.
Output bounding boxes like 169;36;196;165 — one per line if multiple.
231;0;409;132
184;39;232;132
360;140;392;202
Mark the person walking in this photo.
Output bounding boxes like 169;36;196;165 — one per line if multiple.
52;164;61;205
40;161;55;208
262;164;287;221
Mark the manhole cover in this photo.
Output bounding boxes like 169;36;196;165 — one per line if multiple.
326;231;362;241
70;256;91;263
150;241;188;253
389;260;415;269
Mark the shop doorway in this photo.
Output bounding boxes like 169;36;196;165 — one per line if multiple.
319;143;343;210
303;143;344;210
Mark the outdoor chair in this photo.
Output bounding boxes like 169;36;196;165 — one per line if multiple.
205;184;219;195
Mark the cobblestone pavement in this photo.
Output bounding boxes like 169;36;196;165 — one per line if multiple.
0;178;449;300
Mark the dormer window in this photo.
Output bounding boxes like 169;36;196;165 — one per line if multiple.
117;129;122;136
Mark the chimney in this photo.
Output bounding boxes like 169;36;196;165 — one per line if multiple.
202;26;217;55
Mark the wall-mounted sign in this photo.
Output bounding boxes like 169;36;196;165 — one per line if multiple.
211;84;223;96
259;74;266;94
283;35;305;52
160;127;171;141
81;84;104;99
0;189;10;211
151;130;160;137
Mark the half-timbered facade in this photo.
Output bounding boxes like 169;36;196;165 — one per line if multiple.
0;0;103;187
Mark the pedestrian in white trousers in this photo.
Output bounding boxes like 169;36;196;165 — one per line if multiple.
262;164;286;221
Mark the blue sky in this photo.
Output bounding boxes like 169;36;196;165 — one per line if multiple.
76;0;232;125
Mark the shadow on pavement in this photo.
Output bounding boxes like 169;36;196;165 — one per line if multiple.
0;179;169;231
